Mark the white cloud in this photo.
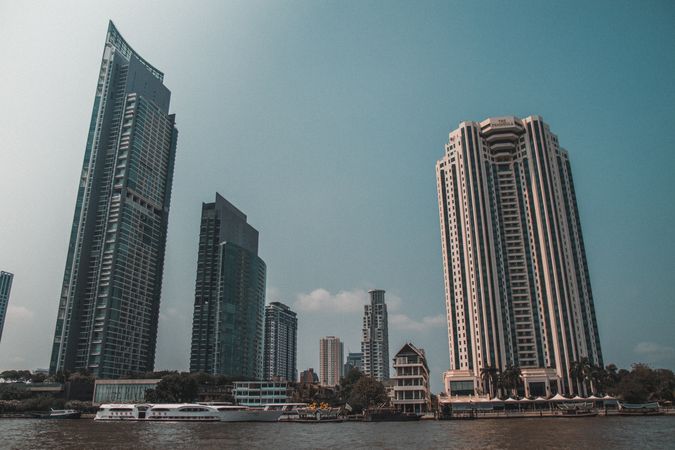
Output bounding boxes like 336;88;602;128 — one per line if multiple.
390;313;445;332
294;288;369;313
6;305;34;321
634;342;675;360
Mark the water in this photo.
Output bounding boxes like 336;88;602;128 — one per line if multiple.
1;417;673;449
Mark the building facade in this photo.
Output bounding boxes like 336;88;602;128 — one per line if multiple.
92;379;160;405
0;271;14;343
436;116;602;397
344;352;363;375
263;302;298;381
361;289;390;381
189;193;266;379
299;368;319;384
50;22;178;378
319;336;343;386
392;343;432;414
233;381;291;406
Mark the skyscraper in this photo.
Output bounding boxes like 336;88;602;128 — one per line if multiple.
344;352;363;375
0;271;14;343
361;289;390;381
319;336;343;386
190;193;266;379
263;302;298;381
436;116;602;397
50;22;178;378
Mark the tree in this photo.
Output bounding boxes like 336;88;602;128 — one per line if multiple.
501;365;522;397
347;376;387;413
145;373;199;403
340;368;363;403
480;366;499;398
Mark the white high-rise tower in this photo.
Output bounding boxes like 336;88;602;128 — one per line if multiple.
436;116;602;397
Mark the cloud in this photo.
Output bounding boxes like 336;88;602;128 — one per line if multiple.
294;288;369;313
6;305;34;321
390;313;445;332
634;342;675;361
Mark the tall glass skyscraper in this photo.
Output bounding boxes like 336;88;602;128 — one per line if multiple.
361;289;390;381
0;271;14;343
189;193;266;379
263;302;297;381
436;116;602;397
50;22;178;378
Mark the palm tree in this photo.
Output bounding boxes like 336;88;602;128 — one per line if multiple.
480;366;499;398
501;364;522;397
569;358;595;395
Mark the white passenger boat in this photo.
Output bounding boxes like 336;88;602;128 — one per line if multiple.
146;404;221;421
95;404;147;420
215;405;284;422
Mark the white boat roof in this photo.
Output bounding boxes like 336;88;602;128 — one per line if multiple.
149;403;215;409
98;404;138;409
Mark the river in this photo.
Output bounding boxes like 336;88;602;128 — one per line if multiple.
1;417;673;449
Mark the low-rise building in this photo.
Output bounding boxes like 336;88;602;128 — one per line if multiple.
392;343;432;414
233;381;291;406
92;379;161;405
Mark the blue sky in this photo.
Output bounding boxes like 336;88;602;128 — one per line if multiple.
0;1;673;391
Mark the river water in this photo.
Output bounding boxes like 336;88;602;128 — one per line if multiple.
1;417;673;449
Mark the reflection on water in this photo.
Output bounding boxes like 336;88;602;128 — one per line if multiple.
1;417;674;449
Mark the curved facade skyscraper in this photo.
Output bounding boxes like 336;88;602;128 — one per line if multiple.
50;22;178;378
436;116;602;397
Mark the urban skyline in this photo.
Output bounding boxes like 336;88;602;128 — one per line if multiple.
49;21;178;378
1;3;674;394
436;116;602;397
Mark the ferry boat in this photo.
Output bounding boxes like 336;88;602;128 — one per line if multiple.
34;409;81;419
95;404;150;420
554;402;598;417
618;402;663;416
146;404;221;421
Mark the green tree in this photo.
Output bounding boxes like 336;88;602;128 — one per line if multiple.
340;368;363;403
480;366;499;398
347;376;388;413
145;373;199;403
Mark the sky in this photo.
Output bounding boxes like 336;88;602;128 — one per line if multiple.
0;0;674;392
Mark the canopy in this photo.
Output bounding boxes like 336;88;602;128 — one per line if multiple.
587;395;600;400
572;395;586;400
490;396;503;402
505;397;518;403
602;394;616;400
534;396;547;402
550;393;568;401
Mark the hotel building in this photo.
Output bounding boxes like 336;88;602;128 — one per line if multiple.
436;116;602;397
50;22;178;377
189;193;266;379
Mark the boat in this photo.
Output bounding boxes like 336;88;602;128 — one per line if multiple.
34;409;81;419
145;404;221;421
214;405;284;422
95;404;151;420
293;406;343;423
263;403;308;421
554;402;598;417
618;402;663;416
364;407;421;422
